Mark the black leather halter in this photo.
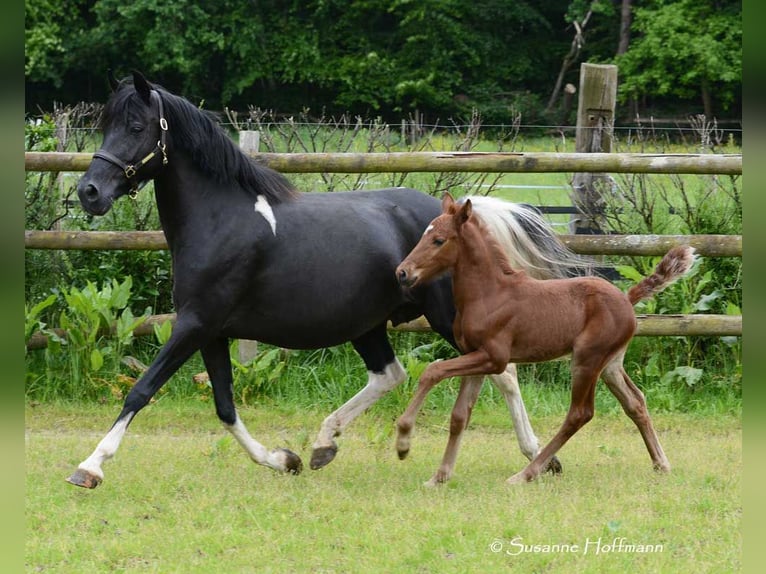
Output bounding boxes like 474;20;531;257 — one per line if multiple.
92;89;168;197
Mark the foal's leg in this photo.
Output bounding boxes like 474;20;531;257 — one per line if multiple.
601;356;670;472
396;348;502;459
425;375;484;486
202;337;302;474
489;364;562;474
66;315;207;488
311;325;407;470
506;355;601;484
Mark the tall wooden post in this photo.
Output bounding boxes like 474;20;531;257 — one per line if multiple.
570;63;618;234
237;131;261;364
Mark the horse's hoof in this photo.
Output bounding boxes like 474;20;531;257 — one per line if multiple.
397;447;410;460
66;468;102;489
275;448;303;475
309;444;337;470
545;455;563;475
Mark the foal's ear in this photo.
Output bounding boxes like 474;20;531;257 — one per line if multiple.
441;192;456;213
132;70;152;104
456;199;473;226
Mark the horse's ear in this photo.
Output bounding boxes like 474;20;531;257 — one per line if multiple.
131;70;152;104
456;199;472;226
441;192;455;213
107;69;119;92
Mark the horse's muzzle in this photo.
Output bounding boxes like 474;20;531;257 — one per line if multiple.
396;266;417;288
76;181;112;216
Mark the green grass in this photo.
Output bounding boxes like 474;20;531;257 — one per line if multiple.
26;402;741;573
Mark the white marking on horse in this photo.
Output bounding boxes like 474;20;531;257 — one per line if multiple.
313;359;407;449
75;412;135;480
423;224;434;236
226;415;290;470
254;195;277;235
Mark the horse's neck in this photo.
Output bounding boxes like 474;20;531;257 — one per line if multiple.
453;221;517;305
152;156;235;244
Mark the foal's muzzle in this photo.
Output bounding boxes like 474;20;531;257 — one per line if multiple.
396;266;418;288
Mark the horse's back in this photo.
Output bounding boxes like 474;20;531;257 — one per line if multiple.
220;188;448;348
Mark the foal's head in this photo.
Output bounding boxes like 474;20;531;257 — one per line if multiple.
396;193;472;288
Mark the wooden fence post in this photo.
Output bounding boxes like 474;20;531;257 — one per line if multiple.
570;63;618;235
237;130;261;364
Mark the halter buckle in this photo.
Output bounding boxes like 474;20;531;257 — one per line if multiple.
124;165;137;178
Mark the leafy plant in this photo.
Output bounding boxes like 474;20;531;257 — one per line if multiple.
27;277;149;400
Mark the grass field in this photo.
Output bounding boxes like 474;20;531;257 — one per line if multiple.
26;401;741;573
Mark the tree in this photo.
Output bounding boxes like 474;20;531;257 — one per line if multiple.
615;0;741;118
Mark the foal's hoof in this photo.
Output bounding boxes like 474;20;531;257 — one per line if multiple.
545;455;563;475
66;468;102;489
309;443;338;470
396;447;410;460
275;448;303;475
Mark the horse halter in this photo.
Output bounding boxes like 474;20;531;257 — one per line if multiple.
92;89;169;197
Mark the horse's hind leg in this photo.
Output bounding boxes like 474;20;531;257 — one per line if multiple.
310;324;407;470
489;364;562;474
425;375;483;486
601;356;670;472
202;337;302;474
66;315;204;488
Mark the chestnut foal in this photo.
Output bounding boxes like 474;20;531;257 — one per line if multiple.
395;193;695;485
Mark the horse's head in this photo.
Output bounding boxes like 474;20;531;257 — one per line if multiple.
77;70;168;215
396;192;473;288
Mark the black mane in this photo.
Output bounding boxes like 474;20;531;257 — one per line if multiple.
103;79;297;204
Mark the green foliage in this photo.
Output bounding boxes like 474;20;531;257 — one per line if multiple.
615;0;741;114
26;277;149;401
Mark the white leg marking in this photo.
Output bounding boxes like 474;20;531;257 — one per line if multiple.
254;195;277;235
314;359;407;449
489;364;541;461
76;412;135;480
226;415;288;471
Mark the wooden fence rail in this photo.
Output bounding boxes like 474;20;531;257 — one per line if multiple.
24;312;742;351
24;230;742;257
25;151;743;175
24;150;742;342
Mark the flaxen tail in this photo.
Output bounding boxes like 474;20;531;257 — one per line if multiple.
627;246;696;305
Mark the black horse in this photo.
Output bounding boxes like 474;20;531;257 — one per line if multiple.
69;71;582;488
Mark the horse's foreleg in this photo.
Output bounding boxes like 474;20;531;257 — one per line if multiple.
66;316;204;488
425;375;483;486
396;349;501;460
489;364;563;474
202;337;302;474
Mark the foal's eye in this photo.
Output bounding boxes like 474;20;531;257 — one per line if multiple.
433;238;445;247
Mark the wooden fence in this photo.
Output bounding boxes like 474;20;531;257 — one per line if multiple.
24;150;742;348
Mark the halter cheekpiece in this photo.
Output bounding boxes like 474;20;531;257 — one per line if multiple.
92;89;168;197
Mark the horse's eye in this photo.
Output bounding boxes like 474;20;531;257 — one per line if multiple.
130;124;144;134
433;238;445;247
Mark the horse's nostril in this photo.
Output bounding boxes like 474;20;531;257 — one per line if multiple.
82;184;99;202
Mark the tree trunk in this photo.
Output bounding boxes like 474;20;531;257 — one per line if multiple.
616;0;633;56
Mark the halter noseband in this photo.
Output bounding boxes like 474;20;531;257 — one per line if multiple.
92;89;168;197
